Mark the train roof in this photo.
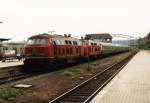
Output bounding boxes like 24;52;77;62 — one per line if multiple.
29;34;54;39
100;42;129;47
29;33;77;39
28;33;80;41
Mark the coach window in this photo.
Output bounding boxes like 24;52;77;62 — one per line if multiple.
5;47;8;50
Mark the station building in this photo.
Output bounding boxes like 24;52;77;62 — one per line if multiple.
85;33;112;43
8;42;25;54
0;38;25;55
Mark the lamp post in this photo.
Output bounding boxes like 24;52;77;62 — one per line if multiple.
87;39;90;71
85;35;90;71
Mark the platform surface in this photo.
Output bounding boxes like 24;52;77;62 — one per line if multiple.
91;51;150;103
0;59;23;68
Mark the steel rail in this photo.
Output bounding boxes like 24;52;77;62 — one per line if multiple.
49;52;136;103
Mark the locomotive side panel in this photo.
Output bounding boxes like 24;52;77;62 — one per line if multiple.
52;37;82;60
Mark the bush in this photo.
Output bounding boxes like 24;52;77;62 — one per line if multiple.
0;86;20;100
61;69;85;76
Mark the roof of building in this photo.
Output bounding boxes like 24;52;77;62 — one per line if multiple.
85;33;112;39
0;38;10;42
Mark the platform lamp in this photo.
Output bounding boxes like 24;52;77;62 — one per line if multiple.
85;35;90;71
129;36;131;51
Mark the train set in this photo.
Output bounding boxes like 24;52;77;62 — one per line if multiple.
23;33;130;66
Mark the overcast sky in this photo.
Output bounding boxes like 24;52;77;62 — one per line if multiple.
0;0;150;41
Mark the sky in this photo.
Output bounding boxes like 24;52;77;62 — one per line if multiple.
0;0;150;41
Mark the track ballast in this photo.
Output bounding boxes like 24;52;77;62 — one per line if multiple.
49;52;137;103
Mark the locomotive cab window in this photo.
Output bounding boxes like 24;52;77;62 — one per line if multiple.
27;39;46;45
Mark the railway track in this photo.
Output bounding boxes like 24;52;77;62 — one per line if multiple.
0;52;128;85
49;52;137;103
0;65;49;85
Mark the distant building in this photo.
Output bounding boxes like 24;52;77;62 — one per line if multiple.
0;38;25;54
85;33;112;43
8;42;25;54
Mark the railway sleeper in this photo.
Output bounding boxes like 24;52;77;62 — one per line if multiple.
67;95;88;98
71;92;92;96
59;101;80;103
61;97;86;102
75;89;96;93
80;86;99;90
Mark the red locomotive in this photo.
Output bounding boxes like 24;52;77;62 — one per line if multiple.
24;33;102;65
23;33;129;66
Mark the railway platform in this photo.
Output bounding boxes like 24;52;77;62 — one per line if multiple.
0;59;23;68
90;50;150;103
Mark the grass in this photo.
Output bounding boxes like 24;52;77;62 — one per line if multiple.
0;86;20;101
61;68;86;76
61;52;131;76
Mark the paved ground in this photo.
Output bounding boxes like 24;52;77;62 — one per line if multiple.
90;51;150;103
0;59;23;68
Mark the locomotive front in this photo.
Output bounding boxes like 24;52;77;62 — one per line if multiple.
24;34;54;65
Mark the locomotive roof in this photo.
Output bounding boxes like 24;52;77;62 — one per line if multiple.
29;34;55;39
29;33;80;41
29;34;77;39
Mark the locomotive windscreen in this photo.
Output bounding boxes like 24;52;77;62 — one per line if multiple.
27;39;46;45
